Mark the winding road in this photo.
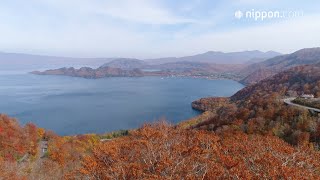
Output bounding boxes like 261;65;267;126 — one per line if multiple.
283;98;320;113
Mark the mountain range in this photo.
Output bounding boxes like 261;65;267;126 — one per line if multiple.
0;50;281;71
145;50;281;64
98;50;281;76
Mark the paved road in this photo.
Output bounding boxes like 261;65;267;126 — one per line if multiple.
283;98;320;113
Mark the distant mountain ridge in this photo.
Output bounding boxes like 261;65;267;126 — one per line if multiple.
99;50;281;71
146;50;281;65
149;61;246;73
0;50;281;71
240;47;320;84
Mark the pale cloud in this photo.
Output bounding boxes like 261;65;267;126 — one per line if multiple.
0;0;319;58
101;0;195;24
39;0;195;25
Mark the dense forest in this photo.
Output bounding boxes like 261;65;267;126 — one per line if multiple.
1;64;320;179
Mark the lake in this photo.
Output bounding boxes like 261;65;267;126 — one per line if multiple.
0;74;244;135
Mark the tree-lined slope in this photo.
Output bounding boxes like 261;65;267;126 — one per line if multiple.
193;64;320;146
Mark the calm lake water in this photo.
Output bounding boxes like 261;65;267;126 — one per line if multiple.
0;74;244;135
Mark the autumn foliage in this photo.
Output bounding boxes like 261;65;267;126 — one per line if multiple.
192;65;320;147
0;114;101;179
0;114;38;161
0;114;40;179
1;116;320;179
80;122;320;179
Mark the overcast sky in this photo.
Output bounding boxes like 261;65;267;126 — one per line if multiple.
0;0;319;58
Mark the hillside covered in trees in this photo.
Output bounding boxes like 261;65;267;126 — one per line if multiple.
192;64;320;147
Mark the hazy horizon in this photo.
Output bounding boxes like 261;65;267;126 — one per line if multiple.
0;49;284;59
